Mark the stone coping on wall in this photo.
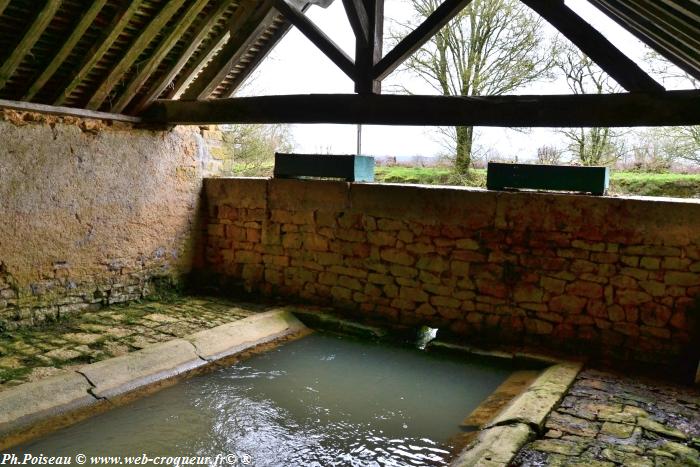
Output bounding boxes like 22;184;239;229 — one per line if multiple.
202;177;700;377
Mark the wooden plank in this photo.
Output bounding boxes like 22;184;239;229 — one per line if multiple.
181;1;277;100
273;0;356;81
521;0;664;93
144;90;700;127
0;0;12;17
24;0;108;101
132;0;233;112
0;98;142;123
55;0;144;106
0;0;62;90
86;0;187;110
373;0;473;81
110;0;210;113
342;0;369;44
486;163;610;195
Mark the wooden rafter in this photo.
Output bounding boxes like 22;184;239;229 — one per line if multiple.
0;0;62;91
588;0;700;80
182;1;277;100
521;0;664;93
132;0;233;112
219;13;300;98
0;0;12;17
86;0;186;110
110;0;210;113
24;0;108;101
273;0;356;81
342;0;370;44
165;30;231;100
144;91;700;127
55;0;143;106
373;0;472;82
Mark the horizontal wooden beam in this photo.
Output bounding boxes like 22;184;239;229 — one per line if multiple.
0;98;142;123
373;0;473;81
143;91;700;127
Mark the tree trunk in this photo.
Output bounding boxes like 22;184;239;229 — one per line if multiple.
455;125;474;174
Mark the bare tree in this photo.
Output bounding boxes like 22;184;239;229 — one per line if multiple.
555;42;625;166
639;52;700;166
395;0;554;173
221;124;294;176
537;145;563;165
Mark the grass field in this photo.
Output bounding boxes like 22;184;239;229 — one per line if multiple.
374;166;700;198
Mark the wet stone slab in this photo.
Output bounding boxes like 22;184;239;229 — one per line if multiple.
513;368;700;466
0;296;268;391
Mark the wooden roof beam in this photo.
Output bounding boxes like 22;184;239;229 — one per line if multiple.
520;0;665;93
132;0;232;112
342;0;370;45
24;0;108;101
110;0;210;113
373;0;473;82
144;90;700;127
273;0;356;81
55;0;143;106
86;0;187;110
181;1;278;100
0;0;62;91
354;0;383;94
0;0;12;17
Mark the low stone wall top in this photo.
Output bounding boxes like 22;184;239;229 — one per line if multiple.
202;178;700;373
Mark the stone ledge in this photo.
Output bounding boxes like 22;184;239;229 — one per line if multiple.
186;309;307;361
486;362;583;430
451;422;535;467
78;339;206;400
0;372;99;450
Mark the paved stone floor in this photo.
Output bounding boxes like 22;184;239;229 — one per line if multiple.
0;296;269;391
513;368;700;466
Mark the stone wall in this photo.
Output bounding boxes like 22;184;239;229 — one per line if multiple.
0;110;206;329
202;178;700;369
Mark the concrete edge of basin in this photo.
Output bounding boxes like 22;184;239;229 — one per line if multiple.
0;309;310;451
451;361;583;467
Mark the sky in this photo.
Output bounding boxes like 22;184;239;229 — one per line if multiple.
242;0;682;161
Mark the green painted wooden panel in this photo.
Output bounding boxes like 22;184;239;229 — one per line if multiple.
274;153;375;182
487;163;610;195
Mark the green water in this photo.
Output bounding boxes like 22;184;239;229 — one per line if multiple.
11;333;519;466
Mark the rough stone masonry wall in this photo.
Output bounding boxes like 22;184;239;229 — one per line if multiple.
0;110;207;330
202;178;700;368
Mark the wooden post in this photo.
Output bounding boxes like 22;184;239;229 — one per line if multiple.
354;0;383;94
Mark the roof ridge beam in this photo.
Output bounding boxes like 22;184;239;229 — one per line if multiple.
24;0;108;101
520;0;665;93
86;0;187;110
0;0;62;91
110;0;210;113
